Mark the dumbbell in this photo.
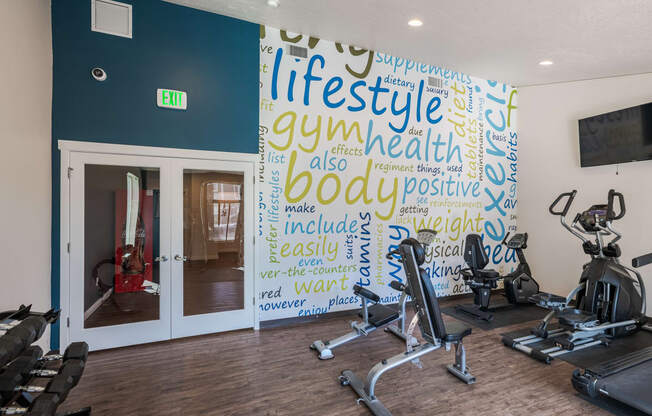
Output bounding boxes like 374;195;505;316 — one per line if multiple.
7;355;85;390
1;309;59;333
0;366;77;406
0;393;60;416
0;337;24;369
0;306;32;323
3;317;47;344
15;346;87;388
0;344;88;406
0;318;48;367
41;343;89;365
17;343;88;366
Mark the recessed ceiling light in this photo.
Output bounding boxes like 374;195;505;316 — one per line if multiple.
539;60;554;66
267;0;279;7
408;19;423;27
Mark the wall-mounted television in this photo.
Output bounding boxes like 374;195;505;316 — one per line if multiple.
578;101;652;167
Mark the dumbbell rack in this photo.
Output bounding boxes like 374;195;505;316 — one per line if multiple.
0;305;90;416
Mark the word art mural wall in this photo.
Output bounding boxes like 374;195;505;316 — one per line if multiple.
257;26;519;321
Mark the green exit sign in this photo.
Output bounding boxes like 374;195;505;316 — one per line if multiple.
157;88;187;110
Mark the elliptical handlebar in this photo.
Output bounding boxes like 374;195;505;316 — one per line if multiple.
607;189;626;221
549;190;577;216
550;190;588;244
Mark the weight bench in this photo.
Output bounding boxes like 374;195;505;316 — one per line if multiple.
310;282;412;360
354;285;400;328
339;237;475;415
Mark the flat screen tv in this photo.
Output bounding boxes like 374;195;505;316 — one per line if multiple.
578;102;652;167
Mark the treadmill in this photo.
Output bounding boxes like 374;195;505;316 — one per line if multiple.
572;252;652;415
572;344;652;415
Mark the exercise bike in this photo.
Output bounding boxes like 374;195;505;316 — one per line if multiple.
309;231;436;360
455;232;540;321
503;189;647;363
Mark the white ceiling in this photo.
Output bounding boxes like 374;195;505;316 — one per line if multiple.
164;0;652;87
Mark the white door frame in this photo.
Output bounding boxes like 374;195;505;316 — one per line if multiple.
59;140;259;351
67;151;173;350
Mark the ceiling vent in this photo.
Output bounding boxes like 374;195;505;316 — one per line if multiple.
285;44;308;59
91;0;133;39
427;76;443;88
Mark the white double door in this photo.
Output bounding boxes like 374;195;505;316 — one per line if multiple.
64;145;255;351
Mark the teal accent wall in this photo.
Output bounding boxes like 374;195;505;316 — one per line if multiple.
51;0;259;348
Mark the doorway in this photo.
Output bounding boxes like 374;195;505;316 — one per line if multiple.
59;141;256;351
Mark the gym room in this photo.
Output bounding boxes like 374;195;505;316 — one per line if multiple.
1;0;652;414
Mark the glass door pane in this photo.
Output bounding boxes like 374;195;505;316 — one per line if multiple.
171;159;254;339
182;170;245;316
83;165;161;328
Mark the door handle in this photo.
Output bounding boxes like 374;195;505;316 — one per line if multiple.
154;256;169;262
174;255;188;262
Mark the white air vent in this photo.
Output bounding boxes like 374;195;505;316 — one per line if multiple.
286;44;308;58
428;77;443;88
91;0;132;39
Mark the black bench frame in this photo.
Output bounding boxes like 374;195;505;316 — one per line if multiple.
338;238;475;416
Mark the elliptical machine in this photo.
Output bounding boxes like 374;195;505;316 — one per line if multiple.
503;189;647;363
455;232;539;321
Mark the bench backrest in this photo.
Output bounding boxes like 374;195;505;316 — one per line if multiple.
399;241;446;344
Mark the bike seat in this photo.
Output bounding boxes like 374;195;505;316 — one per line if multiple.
558;309;597;327
460;268;500;282
362;304;399;327
443;319;472;343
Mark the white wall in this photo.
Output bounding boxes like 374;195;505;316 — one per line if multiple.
0;0;53;349
518;73;652;312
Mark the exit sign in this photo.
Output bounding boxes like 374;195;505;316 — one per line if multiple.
157;89;187;110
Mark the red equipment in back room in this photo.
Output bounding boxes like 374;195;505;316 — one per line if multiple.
113;189;155;293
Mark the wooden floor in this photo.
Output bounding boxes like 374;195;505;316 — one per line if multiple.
61;297;608;416
85;259;243;328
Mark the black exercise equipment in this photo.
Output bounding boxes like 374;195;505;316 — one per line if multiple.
309;232;436;360
571;252;652;414
339;230;474;415
456;232;539;321
0;306;89;416
501;233;540;304
0;344;88;407
572;346;652;414
504;189;648;363
1;393;60;416
1;308;60;368
310;282;414;360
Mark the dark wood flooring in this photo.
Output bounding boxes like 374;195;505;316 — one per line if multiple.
85;260;244;328
183;261;244;316
84;292;160;328
61;296;608;416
